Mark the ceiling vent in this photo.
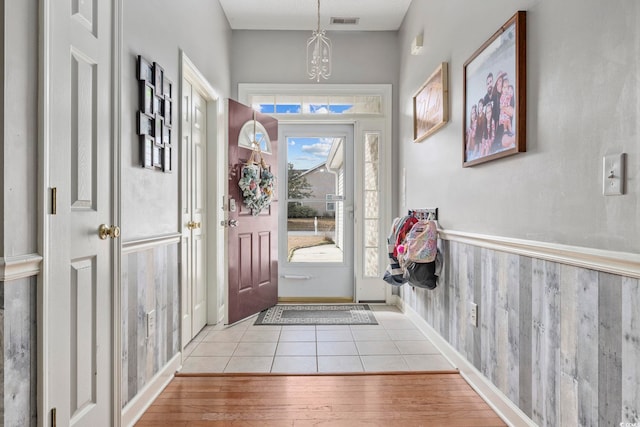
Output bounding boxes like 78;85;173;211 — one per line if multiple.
330;17;359;25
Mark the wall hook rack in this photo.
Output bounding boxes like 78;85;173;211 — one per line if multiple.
408;208;438;221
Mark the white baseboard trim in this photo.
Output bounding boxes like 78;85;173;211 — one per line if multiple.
387;294;400;306
121;352;181;427
439;228;640;279
399;301;536;427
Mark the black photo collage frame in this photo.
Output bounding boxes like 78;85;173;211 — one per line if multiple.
137;55;173;172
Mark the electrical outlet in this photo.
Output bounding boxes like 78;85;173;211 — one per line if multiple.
146;310;156;338
469;302;478;328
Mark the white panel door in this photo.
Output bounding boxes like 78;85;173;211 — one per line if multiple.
180;79;193;347
191;88;207;334
46;0;113;426
181;79;207;348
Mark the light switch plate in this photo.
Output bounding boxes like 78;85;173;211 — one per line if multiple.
603;153;625;196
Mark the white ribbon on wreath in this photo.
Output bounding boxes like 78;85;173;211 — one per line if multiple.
238;113;275;215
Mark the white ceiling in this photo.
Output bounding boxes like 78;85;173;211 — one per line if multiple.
218;0;413;32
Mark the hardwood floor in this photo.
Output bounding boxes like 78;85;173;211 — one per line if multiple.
135;372;507;426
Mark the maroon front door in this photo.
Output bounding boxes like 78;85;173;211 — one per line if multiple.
227;99;278;324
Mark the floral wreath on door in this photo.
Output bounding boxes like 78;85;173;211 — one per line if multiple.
238;114;275;215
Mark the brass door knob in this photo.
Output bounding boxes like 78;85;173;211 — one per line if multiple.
98;224;120;240
187;221;201;230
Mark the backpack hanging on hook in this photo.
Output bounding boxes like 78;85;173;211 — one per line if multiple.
400;219;440;290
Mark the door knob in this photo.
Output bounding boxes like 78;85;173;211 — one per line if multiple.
219;219;238;227
98;224;120;240
187;221;201;230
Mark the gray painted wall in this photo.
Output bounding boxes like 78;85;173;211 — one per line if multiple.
120;0;232;408
397;1;640;425
230;30;399;92
401;240;640;425
1;1;39;425
218;16;639;425
398;0;639;253
122;0;232;241
1;0;38;257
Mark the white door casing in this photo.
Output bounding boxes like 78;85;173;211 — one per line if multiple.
43;0;114;425
238;84;393;304
180;52;220;346
354;119;388;302
181;78;207;348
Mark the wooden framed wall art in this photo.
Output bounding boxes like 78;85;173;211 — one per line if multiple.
463;11;526;167
413;62;449;142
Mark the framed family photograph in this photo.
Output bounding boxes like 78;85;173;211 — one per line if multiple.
463;11;526;167
413;62;449;142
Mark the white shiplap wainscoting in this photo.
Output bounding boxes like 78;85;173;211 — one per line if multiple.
399;229;640;427
0;275;38;426
0;254;41;425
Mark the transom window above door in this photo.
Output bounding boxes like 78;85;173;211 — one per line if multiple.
248;94;383;115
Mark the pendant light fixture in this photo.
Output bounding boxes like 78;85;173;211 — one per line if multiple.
307;0;332;82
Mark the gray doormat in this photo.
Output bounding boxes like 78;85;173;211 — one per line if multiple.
254;304;378;325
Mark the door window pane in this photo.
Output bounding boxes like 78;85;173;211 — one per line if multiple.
365;220;378;247
287;135;345;263
365;248;379;277
363;132;380;277
365;135;379;162
365;191;378;218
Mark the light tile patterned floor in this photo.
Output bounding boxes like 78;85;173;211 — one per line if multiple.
180;305;454;374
